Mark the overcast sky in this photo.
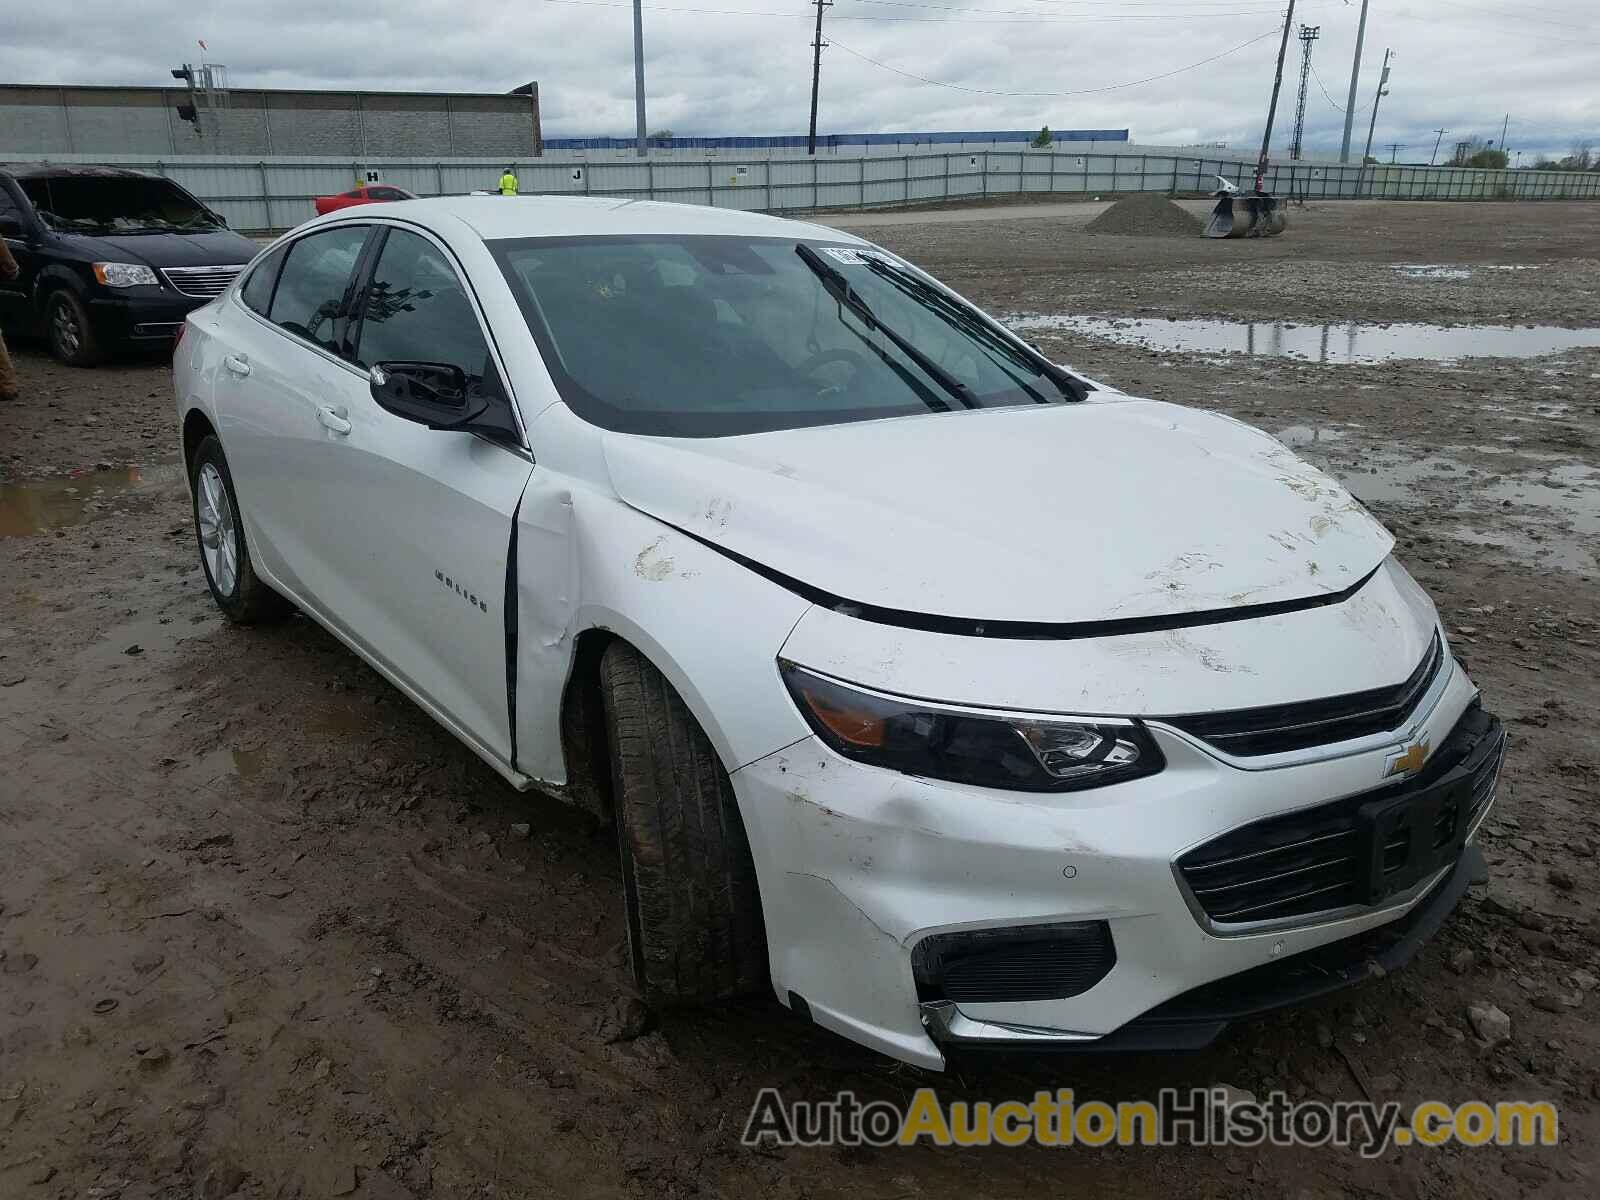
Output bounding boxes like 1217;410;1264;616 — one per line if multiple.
2;1;1596;162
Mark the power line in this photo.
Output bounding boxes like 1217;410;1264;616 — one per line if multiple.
825;26;1280;97
844;0;1333;9
1429;0;1595;31
537;0;1337;24
1389;7;1600;49
834;0;1321;18
1309;63;1343;112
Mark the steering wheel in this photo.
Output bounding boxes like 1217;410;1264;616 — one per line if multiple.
796;348;872;393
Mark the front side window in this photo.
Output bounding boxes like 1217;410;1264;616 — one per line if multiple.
354;230;497;401
489;235;1080;437
268;226;369;353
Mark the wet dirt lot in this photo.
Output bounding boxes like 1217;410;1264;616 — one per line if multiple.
3;201;1600;1199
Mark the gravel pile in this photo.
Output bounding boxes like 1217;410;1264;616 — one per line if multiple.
1086;192;1203;238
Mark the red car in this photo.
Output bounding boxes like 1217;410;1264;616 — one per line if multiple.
312;184;416;215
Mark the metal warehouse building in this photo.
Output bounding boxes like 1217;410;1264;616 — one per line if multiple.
0;83;544;158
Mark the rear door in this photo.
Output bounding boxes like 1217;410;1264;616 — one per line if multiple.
211;223;374;596
293;223;533;764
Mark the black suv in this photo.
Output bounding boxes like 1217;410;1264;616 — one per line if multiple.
0;165;260;366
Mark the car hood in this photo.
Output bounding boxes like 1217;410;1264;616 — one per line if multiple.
601;399;1394;626
54;229;258;268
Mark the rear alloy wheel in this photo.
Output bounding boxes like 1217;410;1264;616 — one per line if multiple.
599;640;767;1005
46;290;103;367
190;435;288;624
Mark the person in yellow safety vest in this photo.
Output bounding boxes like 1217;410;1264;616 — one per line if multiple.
499;166;519;197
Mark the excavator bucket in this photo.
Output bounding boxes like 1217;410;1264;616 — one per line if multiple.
1204;192;1287;239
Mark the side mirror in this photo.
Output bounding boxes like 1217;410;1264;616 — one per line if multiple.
370;361;477;428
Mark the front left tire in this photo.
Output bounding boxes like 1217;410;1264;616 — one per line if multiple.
599;640;768;1005
46;289;104;367
190;435;288;624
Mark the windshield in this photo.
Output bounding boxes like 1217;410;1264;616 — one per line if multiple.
19;176;223;234
490;235;1081;436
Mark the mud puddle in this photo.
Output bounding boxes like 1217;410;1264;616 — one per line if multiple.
1008;315;1600;364
0;462;183;537
1393;264;1473;280
1337;452;1599;572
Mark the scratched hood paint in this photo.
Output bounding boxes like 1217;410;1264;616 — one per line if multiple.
602;399;1394;625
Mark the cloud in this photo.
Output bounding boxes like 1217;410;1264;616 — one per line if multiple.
1;0;1595;162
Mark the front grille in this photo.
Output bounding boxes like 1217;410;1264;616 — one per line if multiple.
1164;632;1444;757
912;922;1115;1004
161;265;244;298
1176;703;1502;927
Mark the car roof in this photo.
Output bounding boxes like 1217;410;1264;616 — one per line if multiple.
2;164;166;182
357;195;861;245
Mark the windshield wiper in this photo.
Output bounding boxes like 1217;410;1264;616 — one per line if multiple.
795;243;979;410
859;255;1087;402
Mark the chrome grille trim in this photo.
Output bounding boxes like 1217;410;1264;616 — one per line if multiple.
161;265;245;298
1163;633;1445;758
1173;707;1504;935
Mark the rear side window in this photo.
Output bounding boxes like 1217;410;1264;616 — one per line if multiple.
354;229;493;389
268;226;369;352
239;246;286;316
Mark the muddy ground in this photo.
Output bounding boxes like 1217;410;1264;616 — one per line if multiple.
2;201;1599;1199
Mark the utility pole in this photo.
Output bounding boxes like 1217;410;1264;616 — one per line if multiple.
1386;142;1403;163
1339;0;1370;163
632;0;648;156
1289;25;1320;161
1360;47;1391;164
1430;128;1447;166
1499;113;1510;161
807;0;831;155
1255;0;1298;191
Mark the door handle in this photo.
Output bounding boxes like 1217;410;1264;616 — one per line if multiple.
317;405;352;435
223;354;251;377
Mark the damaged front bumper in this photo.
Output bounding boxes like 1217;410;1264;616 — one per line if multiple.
733;658;1500;1070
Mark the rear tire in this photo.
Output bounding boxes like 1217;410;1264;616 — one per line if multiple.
599;641;767;1005
190;435;289;625
45;290;104;367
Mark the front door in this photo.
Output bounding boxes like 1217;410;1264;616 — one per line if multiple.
295;224;533;764
0;183;36;331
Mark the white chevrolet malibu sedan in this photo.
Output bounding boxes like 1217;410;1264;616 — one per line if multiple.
174;197;1503;1069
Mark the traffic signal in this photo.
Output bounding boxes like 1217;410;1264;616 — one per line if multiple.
172;65;199;127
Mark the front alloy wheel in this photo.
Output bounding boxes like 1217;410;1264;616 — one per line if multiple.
46;291;103;367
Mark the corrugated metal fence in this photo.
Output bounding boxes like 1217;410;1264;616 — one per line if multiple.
9;150;1599;234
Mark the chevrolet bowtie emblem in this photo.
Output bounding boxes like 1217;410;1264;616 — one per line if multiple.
1386;739;1430;778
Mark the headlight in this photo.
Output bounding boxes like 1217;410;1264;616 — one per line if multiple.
92;262;159;288
780;663;1164;793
